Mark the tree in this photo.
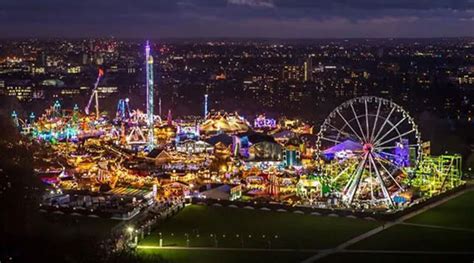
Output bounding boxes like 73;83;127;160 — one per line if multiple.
0;114;45;261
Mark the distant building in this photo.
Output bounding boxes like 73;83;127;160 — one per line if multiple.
36;51;47;67
282;65;303;81
303;56;313;82
4;82;33;101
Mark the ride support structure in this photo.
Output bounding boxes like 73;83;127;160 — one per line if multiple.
85;68;104;117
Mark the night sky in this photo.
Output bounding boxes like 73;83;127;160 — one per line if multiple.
1;0;473;38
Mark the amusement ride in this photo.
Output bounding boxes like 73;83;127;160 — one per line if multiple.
316;97;422;207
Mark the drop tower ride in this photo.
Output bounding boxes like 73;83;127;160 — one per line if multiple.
145;41;154;149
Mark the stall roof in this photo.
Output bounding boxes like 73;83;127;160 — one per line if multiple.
205;133;233;146
323;139;362;154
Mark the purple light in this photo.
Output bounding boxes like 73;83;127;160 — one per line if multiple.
254;116;276;128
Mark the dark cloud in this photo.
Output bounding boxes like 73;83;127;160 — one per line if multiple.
273;0;474;10
0;0;472;37
228;0;275;8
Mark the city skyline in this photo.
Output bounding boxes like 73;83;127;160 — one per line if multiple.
1;0;474;38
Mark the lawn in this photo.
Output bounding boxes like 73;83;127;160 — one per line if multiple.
135;190;474;263
139;205;379;250
319;252;474;263
350;224;474;252
139;249;315;263
407;190;474;229
347;190;474;254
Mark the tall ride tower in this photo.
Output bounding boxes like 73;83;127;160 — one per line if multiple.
204;94;208;118
145;41;154;149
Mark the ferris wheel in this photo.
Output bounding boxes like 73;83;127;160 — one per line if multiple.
316;96;422;207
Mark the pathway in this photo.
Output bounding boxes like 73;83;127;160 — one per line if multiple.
400;222;474;233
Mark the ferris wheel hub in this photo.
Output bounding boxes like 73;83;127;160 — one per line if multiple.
363;143;374;153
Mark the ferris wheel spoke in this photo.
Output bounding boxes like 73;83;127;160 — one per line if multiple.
368;153;394;206
336;109;365;144
373;154;404;190
320;136;344;145
368;155;374;200
375;144;418;151
373;116;407;146
341;157;359;190
376;129;416;148
332;162;355;183
346;153;369;204
342;165;358;193
372;106;396;144
370;100;382;142
350;103;368;142
326;123;350;139
375;150;403;159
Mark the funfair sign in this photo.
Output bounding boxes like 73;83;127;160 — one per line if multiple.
254;115;277;129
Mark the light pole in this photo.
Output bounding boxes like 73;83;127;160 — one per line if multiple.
210;233;218;247
273;234;278;249
236;234;244;248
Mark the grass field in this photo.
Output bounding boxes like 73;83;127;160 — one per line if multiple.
319;252;474;263
139;205;380;250
350;224;474;251
139;249;315;263
351;190;474;252
137;190;474;263
407;190;474;229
